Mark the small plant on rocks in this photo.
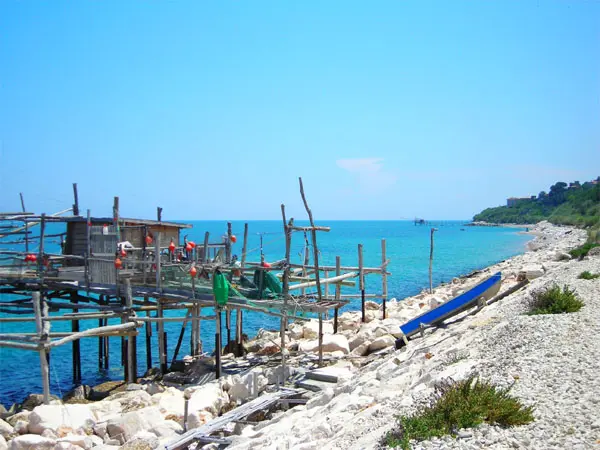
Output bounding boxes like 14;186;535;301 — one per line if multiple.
527;284;583;315
578;271;600;280
384;376;534;450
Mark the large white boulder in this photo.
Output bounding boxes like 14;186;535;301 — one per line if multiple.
298;334;350;354
151;387;185;420
28;404;95;435
337;311;361;331
0;419;14;440
88;400;122;422
288;322;304;339
0;435;6;450
186;383;230;416
368;335;396;353
108;390;152;413
348;332;371;351
8;434;56;450
57;434;94;449
105;406;163;445
520;264;545;280
120;430;158;449
186;410;213;430
302;320;334;339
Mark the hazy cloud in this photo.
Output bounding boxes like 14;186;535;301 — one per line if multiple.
336;158;397;194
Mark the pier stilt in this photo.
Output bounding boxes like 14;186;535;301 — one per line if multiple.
71;291;81;383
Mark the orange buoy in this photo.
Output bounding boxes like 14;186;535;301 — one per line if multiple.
261;261;271;268
114;258;123;269
190;266;197;277
145;235;153;245
120;248;127;257
169;240;176;253
189;241;196;249
29;254;37;263
185;243;192;252
230;235;237;243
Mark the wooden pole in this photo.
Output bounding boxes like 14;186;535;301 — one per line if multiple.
72;183;79;216
158;300;167;373
38;214;46;276
235;308;243;356
33;292;50;404
301;232;309;297
334;256;341;333
157;207;162;222
19;192;26;213
85;209;91;290
381;239;387;319
155;232;162;290
318;313;323;367
298;178;322;301
429;228;437;294
171;309;191;367
144;296;152;370
124;278;136;383
241;223;249;269
225;309;232;349
226;222;232;263
359;244;365;322
71;291;81;383
202;232;209;264
280;205;291;385
215;307;222;379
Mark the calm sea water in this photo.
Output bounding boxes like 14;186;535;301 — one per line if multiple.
0;220;530;406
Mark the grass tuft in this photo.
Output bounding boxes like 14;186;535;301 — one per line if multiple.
384;377;534;450
578;271;600;280
568;242;600;259
527;284;583;315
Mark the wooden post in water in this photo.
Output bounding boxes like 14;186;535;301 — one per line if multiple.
359;244;365;322
298;178;322;301
124;278;136;383
429;228;437;294
381;239;387;319
71;291;81;383
144;296;152;370
85;209;91;291
235;308;243;356
157;300;167;373
226;222;232;263
155;232;161;291
334;256;341;333
33;292;50;404
318;312;323;367
202;232;209;264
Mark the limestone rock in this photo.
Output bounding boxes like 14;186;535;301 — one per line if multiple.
520;264;545;280
13;422;27;435
0;419;14;440
5;412;29;428
302;320;334;339
348;332;371;351
368;335;395;353
62;385;92;403
28;404;95;435
288;322;304;339
57;435;94;449
19;394;60;411
144;382;165;396
350;342;370;356
120;430;158;450
88;400;122;422
186;384;230;416
7;434;56;450
108;390;152;413
0;435;6;450
106;406;163;445
299;334;350;354
364;301;380;310
151;419;182;438
186;410;213;429
150;387;184;421
588;246;600;257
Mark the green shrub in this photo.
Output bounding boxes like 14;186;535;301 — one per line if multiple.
569;242;600;259
527;285;583;315
578;271;600;280
384;377;534;450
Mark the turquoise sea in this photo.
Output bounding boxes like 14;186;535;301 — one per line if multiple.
0;220;531;406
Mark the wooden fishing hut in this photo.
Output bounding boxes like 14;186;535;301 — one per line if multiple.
0;179;390;408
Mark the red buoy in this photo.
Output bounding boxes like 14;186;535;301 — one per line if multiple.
169;240;176;253
114;258;123;269
120;249;127;258
145;235;153;245
230;235;237;243
261;261;271;268
189;241;196;249
29;254;37;263
185;243;192;252
190;266;197;277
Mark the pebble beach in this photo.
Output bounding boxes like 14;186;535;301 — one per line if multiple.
1;221;599;450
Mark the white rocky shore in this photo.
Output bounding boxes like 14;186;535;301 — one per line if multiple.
1;222;599;450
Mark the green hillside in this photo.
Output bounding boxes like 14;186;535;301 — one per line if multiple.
473;179;600;228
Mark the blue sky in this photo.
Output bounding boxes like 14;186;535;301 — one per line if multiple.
1;1;599;221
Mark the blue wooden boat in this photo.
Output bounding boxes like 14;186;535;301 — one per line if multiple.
396;272;502;343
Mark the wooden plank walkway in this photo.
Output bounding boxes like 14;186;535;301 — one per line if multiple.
164;387;302;450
